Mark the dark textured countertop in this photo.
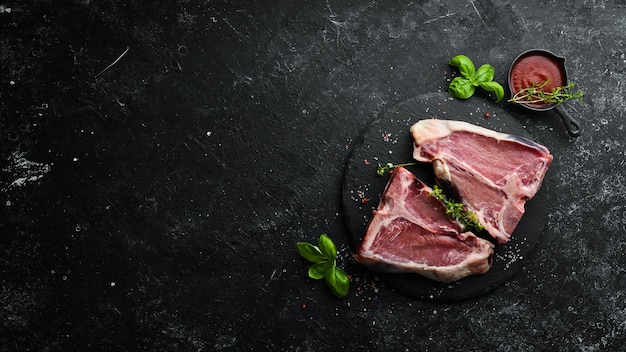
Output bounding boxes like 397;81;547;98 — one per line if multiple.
2;1;626;351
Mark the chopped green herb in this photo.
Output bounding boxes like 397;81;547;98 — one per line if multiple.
296;234;349;298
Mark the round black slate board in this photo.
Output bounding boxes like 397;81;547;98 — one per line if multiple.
342;92;548;301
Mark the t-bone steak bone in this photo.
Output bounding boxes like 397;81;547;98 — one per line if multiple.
410;119;553;244
355;166;494;283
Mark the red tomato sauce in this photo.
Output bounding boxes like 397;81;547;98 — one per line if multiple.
510;53;566;108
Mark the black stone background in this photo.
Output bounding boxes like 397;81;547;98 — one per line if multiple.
1;1;626;351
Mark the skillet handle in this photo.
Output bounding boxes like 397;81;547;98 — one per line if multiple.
555;105;581;137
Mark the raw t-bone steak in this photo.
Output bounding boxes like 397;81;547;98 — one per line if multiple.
410;119;553;244
355;166;494;283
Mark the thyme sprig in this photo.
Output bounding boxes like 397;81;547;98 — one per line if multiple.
429;185;485;233
376;162;418;176
508;80;584;105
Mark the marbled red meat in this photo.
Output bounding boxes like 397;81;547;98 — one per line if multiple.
411;119;553;244
355;167;494;282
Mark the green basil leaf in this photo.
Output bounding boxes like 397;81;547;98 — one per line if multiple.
479;81;505;102
296;242;325;263
333;266;350;297
324;265;350;298
474;64;495;84
318;234;337;262
448;55;475;79
308;261;331;280
448;77;475;99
